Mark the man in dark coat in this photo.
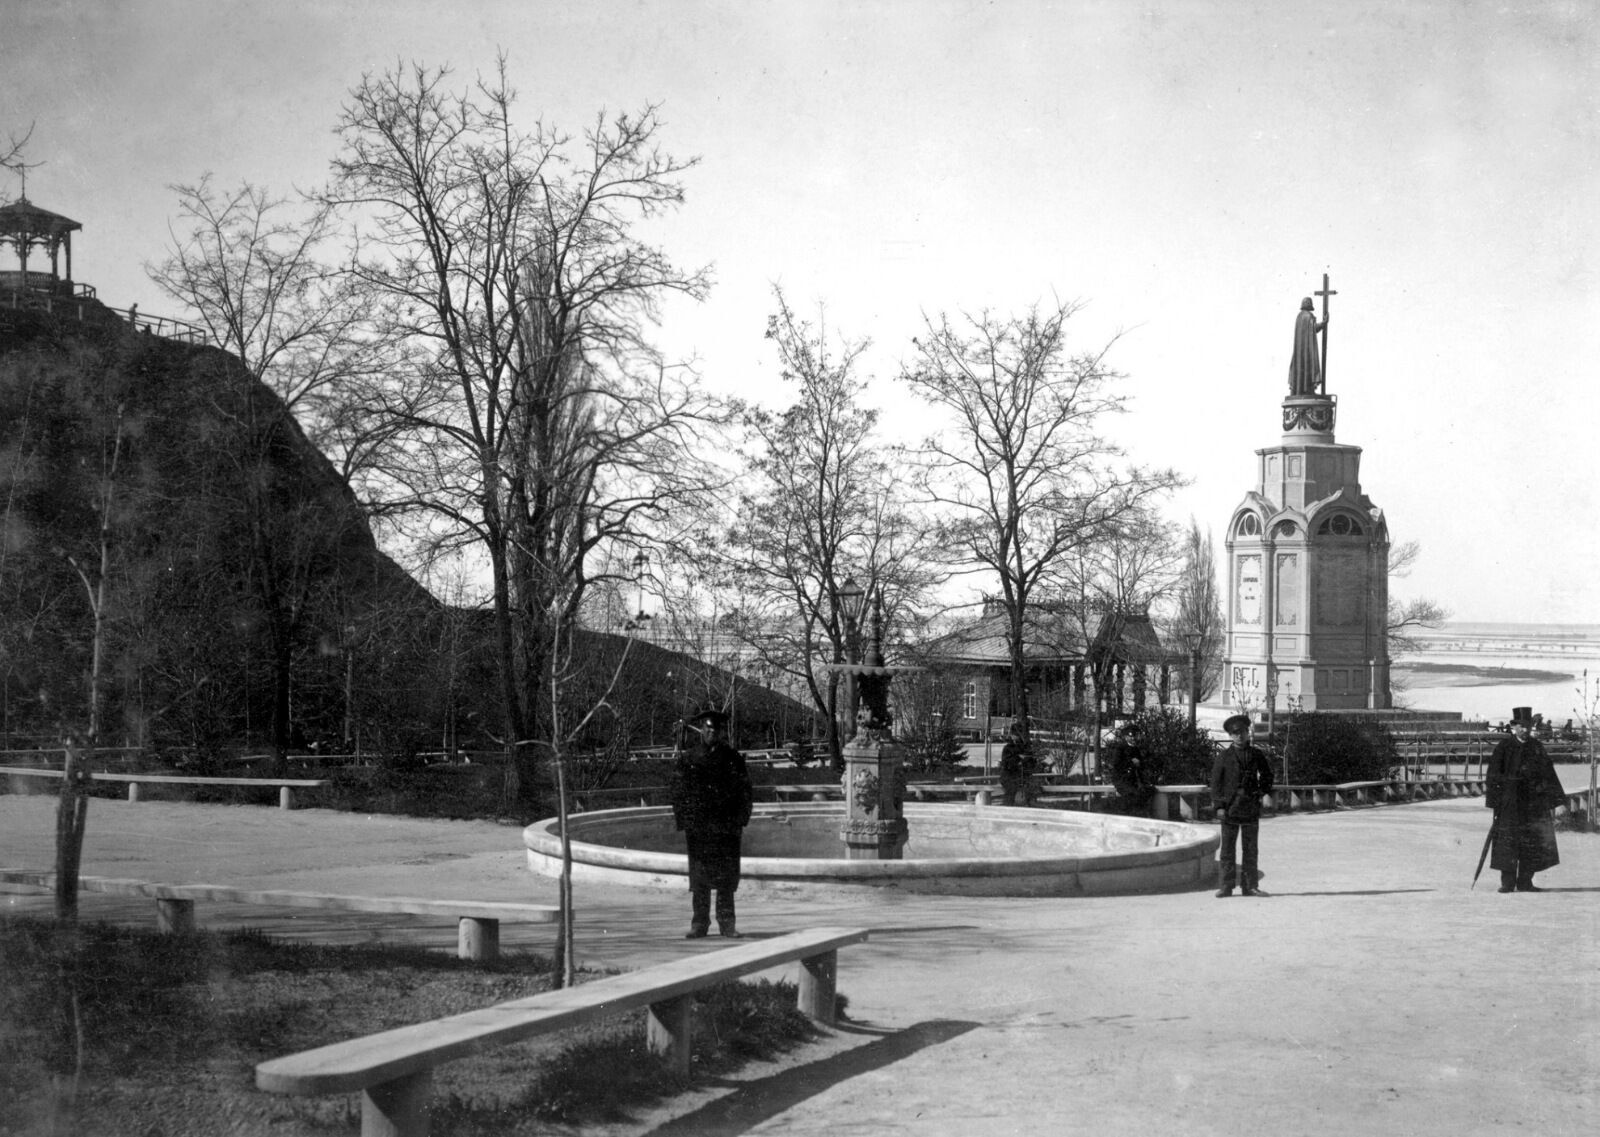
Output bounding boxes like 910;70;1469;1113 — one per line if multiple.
1485;707;1565;893
1209;713;1275;898
999;720;1037;806
669;707;754;938
1108;721;1164;813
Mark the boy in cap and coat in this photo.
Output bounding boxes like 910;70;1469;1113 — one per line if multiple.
1485;707;1565;893
1209;713;1275;897
669;707;754;937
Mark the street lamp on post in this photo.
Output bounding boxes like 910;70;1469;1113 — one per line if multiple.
839;576;866;733
1265;671;1279;755
1181;632;1203;729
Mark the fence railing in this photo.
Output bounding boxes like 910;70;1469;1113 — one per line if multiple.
0;284;207;345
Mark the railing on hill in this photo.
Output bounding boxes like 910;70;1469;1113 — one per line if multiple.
0;285;207;345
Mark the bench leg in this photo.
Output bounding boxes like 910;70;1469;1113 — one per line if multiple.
647;994;694;1078
279;785;292;810
363;1069;432;1137
127;782;140;803
798;949;839;1025
156;898;195;935
457;917;500;962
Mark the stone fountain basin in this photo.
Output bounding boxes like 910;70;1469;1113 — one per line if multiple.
524;803;1220;897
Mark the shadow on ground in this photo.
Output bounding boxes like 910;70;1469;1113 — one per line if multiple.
642;1019;980;1136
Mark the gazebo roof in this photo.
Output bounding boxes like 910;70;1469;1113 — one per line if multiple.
1087;612;1174;666
0;198;83;237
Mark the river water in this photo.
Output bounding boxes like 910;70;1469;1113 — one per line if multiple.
1392;622;1600;727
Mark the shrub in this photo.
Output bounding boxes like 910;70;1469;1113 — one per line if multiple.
898;719;966;776
1127;706;1218;786
1278;713;1399;784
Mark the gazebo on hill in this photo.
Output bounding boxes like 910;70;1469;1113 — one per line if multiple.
0;195;205;343
0;197;90;297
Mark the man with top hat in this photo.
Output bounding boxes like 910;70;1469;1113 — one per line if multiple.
1209;713;1275;897
1485;707;1564;893
669;706;754;937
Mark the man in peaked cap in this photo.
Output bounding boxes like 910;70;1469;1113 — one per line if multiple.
669;706;754;937
1209;713;1275;897
1485;707;1565;893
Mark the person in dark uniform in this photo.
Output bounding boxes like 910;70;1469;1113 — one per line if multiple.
669;707;754;938
1485;707;1565;893
999;720;1036;806
1108;721;1165;813
1209;713;1275;897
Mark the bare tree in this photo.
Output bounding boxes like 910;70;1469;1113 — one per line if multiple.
1;122;37;201
326;58;724;805
1386;539;1450;656
50;402;128;921
146;176;387;461
902;301;1184;742
725;289;940;764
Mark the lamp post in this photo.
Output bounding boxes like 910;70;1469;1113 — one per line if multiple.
1265;671;1279;757
1181;631;1203;730
342;624;358;756
839;576;866;734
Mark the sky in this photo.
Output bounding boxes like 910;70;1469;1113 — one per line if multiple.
4;0;1597;625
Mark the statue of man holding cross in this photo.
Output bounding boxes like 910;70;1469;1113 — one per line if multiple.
1288;274;1336;396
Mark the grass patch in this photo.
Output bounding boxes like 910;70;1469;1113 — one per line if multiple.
0;917;823;1136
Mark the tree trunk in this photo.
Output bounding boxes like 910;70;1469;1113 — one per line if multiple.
54;742;90;922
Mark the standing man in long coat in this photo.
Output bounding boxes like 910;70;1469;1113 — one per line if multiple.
1210;713;1275;897
1486;707;1565;893
670;707;754;938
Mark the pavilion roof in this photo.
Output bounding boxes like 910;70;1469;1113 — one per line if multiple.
918;609;1087;667
1087;611;1175;665
0;198;83;237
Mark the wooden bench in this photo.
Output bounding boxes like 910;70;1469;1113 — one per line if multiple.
0;870;557;961
1151;784;1209;821
0;765;330;809
770;783;843;802
256;925;870;1137
1034;785;1117;810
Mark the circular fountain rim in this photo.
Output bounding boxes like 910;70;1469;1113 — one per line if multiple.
524;802;1218;883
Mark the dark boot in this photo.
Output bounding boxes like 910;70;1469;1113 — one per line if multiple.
687;887;711;938
715;891;739;938
1498;871;1516;895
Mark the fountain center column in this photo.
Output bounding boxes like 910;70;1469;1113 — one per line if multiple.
839;685;908;860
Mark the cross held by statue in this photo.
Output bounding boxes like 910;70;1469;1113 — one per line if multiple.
1314;272;1336;393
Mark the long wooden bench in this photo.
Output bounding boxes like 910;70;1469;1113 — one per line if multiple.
256;925;870;1137
0;765;330;809
0;870;557;961
1034;784;1117;810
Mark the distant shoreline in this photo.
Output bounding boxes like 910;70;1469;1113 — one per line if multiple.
1392;661;1572;687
